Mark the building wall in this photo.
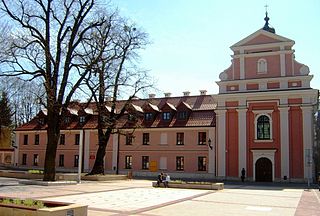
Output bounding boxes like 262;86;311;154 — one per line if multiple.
17;127;215;178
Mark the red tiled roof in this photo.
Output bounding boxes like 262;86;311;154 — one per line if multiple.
15;95;216;131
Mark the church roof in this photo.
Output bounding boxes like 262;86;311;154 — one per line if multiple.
231;12;294;50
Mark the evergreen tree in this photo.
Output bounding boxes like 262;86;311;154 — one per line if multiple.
0;91;12;128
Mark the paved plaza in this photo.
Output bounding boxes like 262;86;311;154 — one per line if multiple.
0;177;319;216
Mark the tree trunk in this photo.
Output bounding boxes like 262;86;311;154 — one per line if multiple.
43;106;61;181
87;127;112;175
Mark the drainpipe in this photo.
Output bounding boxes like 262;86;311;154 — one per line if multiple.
77;130;84;183
116;133;120;175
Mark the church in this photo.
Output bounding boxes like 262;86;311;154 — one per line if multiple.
14;13;318;182
215;12;318;182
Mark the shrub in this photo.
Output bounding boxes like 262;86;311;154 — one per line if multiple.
0;198;46;209
27;170;43;174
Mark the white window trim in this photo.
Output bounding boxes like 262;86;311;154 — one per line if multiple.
257;58;267;74
254;113;273;141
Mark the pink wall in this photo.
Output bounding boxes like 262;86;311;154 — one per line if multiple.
285;54;293;76
289;107;304;178
226;109;238;177
243;34;281;46
246;83;259;90
245;55;280;79
267;82;280;89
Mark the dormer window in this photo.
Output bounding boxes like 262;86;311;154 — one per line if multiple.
38;118;45;125
128;114;136;121
79;116;86;123
64;117;71;124
257;58;267;74
178;111;187;120
162;112;171;121
144;113;153;121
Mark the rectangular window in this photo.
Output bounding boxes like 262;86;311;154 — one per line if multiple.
128;114;136;121
38;118;44;125
60;134;65;145
142;133;150;145
176;133;184;145
22;154;27;165
33;154;38;166
125;155;132;169
162;112;171;121
35;134;39;145
75;134;80;145
176;156;184;171
198;132;207;145
59;154;64;167
144;113;153;121
159;157;167;170
126;134;133;145
64;117;71;124
198;156;207;171
74;155;79;167
79;116;86;123
23;135;28;145
142;156;149;170
178;111;187;120
160;133;168;145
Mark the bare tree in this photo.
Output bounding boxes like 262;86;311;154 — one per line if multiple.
79;12;152;175
0;77;44;126
0;0;108;181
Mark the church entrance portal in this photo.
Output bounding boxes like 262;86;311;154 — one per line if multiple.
255;157;272;182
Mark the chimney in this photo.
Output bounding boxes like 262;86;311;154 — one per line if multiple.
149;93;156;99
200;90;207;95
183;91;190;96
164;92;171;97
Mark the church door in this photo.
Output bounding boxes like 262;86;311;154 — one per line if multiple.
255;157;272;182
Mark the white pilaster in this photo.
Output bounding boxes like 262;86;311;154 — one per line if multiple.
301;106;313;179
240;56;245;79
216;109;226;177
83;130;91;171
78;130;84;183
260;82;267;91
237;108;247;175
279;107;289;179
280;53;286;76
208;127;215;174
239;83;245;92
112;134;119;172
280;80;288;89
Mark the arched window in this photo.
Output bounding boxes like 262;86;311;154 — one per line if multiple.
257;58;267;74
256;115;270;139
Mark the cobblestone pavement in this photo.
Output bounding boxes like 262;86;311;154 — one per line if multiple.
0;177;319;216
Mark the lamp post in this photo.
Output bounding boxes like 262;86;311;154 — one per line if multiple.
208;137;216;176
208;138;213;150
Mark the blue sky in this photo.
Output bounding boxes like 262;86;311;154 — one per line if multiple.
111;0;320;97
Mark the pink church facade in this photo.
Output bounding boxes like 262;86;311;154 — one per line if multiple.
14;15;319;182
215;15;318;182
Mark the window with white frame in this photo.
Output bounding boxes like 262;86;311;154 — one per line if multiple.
159;157;167;170
255;114;272;140
257;58;267;74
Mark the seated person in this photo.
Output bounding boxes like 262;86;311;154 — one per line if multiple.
163;173;170;188
156;172;163;187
